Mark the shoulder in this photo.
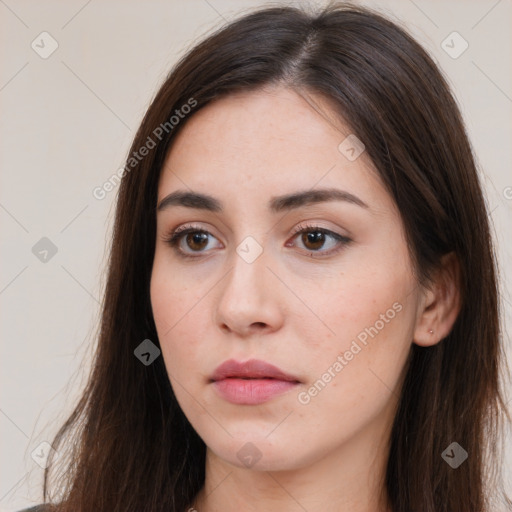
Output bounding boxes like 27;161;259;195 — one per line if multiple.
17;506;52;512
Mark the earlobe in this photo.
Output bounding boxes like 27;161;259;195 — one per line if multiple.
413;252;461;347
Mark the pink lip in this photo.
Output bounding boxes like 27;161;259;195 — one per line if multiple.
210;359;301;405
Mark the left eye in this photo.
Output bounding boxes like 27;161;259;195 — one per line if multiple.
163;224;351;258
288;226;351;256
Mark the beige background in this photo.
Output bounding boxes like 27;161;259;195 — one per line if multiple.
1;0;511;510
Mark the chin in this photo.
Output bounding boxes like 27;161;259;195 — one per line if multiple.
208;436;314;472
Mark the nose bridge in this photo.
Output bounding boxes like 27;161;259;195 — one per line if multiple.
215;238;282;334
223;240;270;308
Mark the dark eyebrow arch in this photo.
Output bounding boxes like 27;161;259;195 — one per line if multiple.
156;187;369;213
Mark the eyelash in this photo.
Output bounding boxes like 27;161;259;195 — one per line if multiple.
162;222;352;260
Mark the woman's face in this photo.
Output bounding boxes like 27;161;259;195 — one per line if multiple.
151;86;424;472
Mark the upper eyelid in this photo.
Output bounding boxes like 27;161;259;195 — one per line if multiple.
165;222;345;240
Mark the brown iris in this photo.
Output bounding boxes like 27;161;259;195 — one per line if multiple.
302;231;325;251
186;232;209;251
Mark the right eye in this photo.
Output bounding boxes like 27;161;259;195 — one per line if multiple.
163;225;223;258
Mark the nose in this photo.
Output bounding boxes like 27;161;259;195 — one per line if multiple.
214;246;284;338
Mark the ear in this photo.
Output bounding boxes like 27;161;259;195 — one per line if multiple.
413;252;461;347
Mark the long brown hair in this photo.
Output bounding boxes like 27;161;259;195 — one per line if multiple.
42;2;510;511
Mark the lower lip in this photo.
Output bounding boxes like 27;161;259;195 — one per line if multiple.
213;378;299;405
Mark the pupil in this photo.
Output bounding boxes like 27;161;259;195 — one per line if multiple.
187;232;208;250
303;231;324;250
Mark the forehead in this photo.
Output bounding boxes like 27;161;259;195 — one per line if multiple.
158;87;393;216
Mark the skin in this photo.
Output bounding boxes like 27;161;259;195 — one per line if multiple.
150;86;460;512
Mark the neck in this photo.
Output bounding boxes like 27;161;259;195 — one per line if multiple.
191;419;393;512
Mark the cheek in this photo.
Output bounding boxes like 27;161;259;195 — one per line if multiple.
306;249;417;392
150;257;208;381
295;273;415;441
151;286;208;424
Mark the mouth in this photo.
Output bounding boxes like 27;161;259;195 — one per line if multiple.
210;359;301;405
210;358;301;382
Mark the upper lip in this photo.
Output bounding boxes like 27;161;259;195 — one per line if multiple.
210;359;300;382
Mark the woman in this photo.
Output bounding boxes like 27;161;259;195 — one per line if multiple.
20;2;510;511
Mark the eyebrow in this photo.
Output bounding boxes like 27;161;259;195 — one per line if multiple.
156;187;369;214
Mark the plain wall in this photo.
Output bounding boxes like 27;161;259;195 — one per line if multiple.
1;0;510;510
